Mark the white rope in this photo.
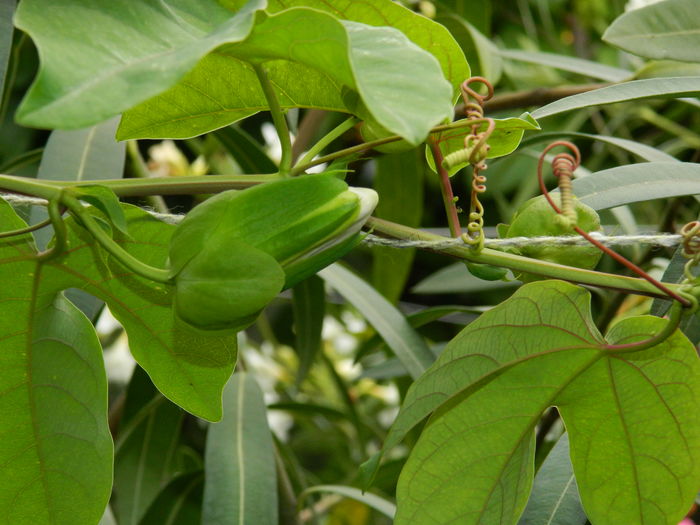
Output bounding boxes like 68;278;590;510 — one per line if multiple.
1;193;682;249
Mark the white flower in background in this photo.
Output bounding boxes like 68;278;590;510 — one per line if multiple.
148;140;208;177
97;307;135;384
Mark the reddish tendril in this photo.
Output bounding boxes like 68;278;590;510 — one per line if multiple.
537;141;690;308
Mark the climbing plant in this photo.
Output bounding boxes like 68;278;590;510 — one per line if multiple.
1;0;700;524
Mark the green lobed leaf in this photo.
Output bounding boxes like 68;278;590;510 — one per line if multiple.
320;263;435;380
517;433;587;525
14;0;265;129
202;372;277;525
113;393;184;525
603;0;700;64
531;77;700;119
0;292;113;525
573;162;700;210
426;114;541;176
119;8;453;144
291;275;325;387
371;149;424;303
391;280;700;525
499;49;631;82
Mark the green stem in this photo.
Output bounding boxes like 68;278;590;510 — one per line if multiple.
37;199;67;262
253;63;293;176
428;138;462;237
291;118;485;176
0;174;62;200
62;194;172;283
366;216;686;300
294;116;359;172
126;141;169;213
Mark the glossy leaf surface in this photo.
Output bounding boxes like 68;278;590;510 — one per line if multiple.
391;281;700;525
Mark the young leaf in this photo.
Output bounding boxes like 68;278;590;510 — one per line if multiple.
74;185;129;235
14;0;265;128
603;0;700;64
320;264;434;380
391;281;700;525
202;373;277;525
531;77;700;119
292;275;325;387
573;162;700;210
118;9;453;144
0;293;113;525
518;433;587;525
426;114;541;176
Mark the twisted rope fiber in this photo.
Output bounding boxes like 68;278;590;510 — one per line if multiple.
1;193;683;249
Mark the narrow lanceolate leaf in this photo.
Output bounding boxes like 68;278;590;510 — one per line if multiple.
499;49;631;82
391;280;700;525
14;0;265;128
138;473;204;525
113;395;184;525
372;150;424;303
214;125;277;174
301;485;396;519
202;373;277;525
292;275;326;386
0;224;112;525
603;0;700;63
574;162;700;210
0;0;14;94
532;77;700;119
320;264;434;379
119;8;453;144
518;434;587;525
426;114;541;176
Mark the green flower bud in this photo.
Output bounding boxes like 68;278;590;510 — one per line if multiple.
169;174;377;330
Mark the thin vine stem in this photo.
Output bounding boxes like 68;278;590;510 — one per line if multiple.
253;63;293;176
62;194;172;283
428;138;462;237
294;116;359;173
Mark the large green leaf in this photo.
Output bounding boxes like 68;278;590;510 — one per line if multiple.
532;77;700;119
518;433;587;525
390;281;700;525
14;0;265;129
0;199;235;421
372;149;424;303
202;372;277;525
426;114;541;176
119;7;453;144
320;264;434;380
603;0;700;64
573;162;700;210
0;291;112;525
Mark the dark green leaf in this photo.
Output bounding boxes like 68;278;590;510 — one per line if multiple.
320;263;434;380
14;0;265;128
0;0;14;95
114;395;184;525
518;433;587;525
214;125;277;174
202;372;277;525
292;275;325;387
372;149;424;303
532;77;700;119
603;0;700;63
138;473;204;525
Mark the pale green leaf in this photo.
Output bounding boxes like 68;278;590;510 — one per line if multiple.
372;149;424;303
320;264;434;380
14;0;265;128
426;114;541;175
574;162;700;210
202;372;277;525
120;9;453;144
518;433;587;525
301;485;396;519
603;0;700;63
531;77;700;119
412;261;517;294
499;49;631;82
0;0;14;94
